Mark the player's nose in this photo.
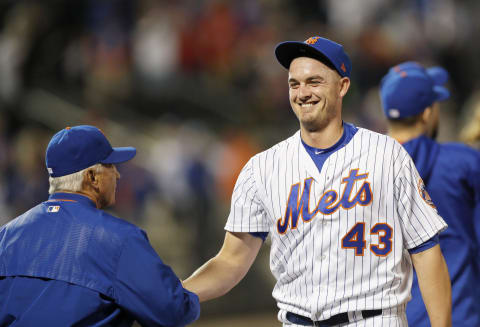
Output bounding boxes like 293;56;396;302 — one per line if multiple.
297;84;312;101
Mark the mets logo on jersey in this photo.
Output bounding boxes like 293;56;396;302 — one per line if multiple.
417;178;436;208
277;169;373;234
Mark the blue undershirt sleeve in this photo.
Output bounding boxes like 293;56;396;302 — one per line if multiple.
249;232;269;242
408;234;440;254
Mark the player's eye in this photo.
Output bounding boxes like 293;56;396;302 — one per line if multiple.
289;83;299;89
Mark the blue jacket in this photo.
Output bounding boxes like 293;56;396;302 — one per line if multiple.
0;192;200;327
403;135;480;327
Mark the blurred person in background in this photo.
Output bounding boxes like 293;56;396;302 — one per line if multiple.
0;125;199;327
459;96;480;149
380;62;480;327
3;126;50;217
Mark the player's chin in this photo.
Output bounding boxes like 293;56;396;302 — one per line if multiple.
299;115;320;129
294;106;318;121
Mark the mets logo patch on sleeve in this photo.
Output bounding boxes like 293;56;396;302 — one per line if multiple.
47;206;60;213
417;178;436;209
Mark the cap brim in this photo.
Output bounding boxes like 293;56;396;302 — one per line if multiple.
434;86;450;101
101;146;136;164
275;41;334;71
426;67;449;86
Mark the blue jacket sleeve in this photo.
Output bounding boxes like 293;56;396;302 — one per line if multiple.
466;150;480;253
114;229;200;327
473;168;480;261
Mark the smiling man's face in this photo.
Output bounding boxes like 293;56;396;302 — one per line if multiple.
288;57;347;133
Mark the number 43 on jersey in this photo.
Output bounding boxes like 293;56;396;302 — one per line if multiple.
341;222;393;256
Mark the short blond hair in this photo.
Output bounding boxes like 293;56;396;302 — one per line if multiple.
48;163;104;194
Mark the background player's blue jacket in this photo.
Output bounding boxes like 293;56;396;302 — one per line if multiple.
0;192;200;327
403;135;480;327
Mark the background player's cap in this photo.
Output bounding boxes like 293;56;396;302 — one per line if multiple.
46;125;136;177
275;36;351;78
387;61;449;86
380;62;450;119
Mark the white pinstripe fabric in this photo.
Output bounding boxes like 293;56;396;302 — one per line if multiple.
225;128;447;323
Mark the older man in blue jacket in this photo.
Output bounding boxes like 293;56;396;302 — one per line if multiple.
0;125;200;327
380;62;480;327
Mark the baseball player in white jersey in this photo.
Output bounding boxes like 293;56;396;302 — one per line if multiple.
184;36;452;326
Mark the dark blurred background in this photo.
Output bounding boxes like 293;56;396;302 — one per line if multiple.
1;0;480;325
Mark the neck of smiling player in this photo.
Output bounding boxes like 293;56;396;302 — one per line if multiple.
300;114;344;149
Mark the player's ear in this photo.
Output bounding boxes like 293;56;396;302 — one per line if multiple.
421;106;432;124
338;77;350;98
83;168;100;189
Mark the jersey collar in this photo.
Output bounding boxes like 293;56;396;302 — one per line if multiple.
297;131;322;182
47;192;97;208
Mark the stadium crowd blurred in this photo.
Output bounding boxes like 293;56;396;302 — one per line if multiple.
1;0;480;319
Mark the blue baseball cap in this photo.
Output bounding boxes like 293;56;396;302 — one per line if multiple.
275;36;351;78
380;62;450;119
46;125;136;177
387;61;449;86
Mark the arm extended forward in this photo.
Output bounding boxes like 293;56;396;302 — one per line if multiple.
183;231;263;302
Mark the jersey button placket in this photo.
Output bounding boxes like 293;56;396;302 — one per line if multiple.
316;217;330;314
312;218;324;315
318;221;327;265
317;253;326;261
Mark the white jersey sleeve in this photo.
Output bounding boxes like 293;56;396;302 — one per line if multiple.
225;157;269;233
393;145;447;249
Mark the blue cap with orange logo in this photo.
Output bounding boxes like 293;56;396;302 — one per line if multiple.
380;62;450;119
46;125;136;177
275;36;351;78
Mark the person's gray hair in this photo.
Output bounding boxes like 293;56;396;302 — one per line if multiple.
48;163;104;194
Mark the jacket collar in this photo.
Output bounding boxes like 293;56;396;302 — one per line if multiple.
47;192;97;208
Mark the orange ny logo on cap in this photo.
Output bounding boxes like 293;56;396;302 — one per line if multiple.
341;63;347;73
305;36;320;45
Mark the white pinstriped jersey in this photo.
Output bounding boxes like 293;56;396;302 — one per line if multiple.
225;127;447;322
